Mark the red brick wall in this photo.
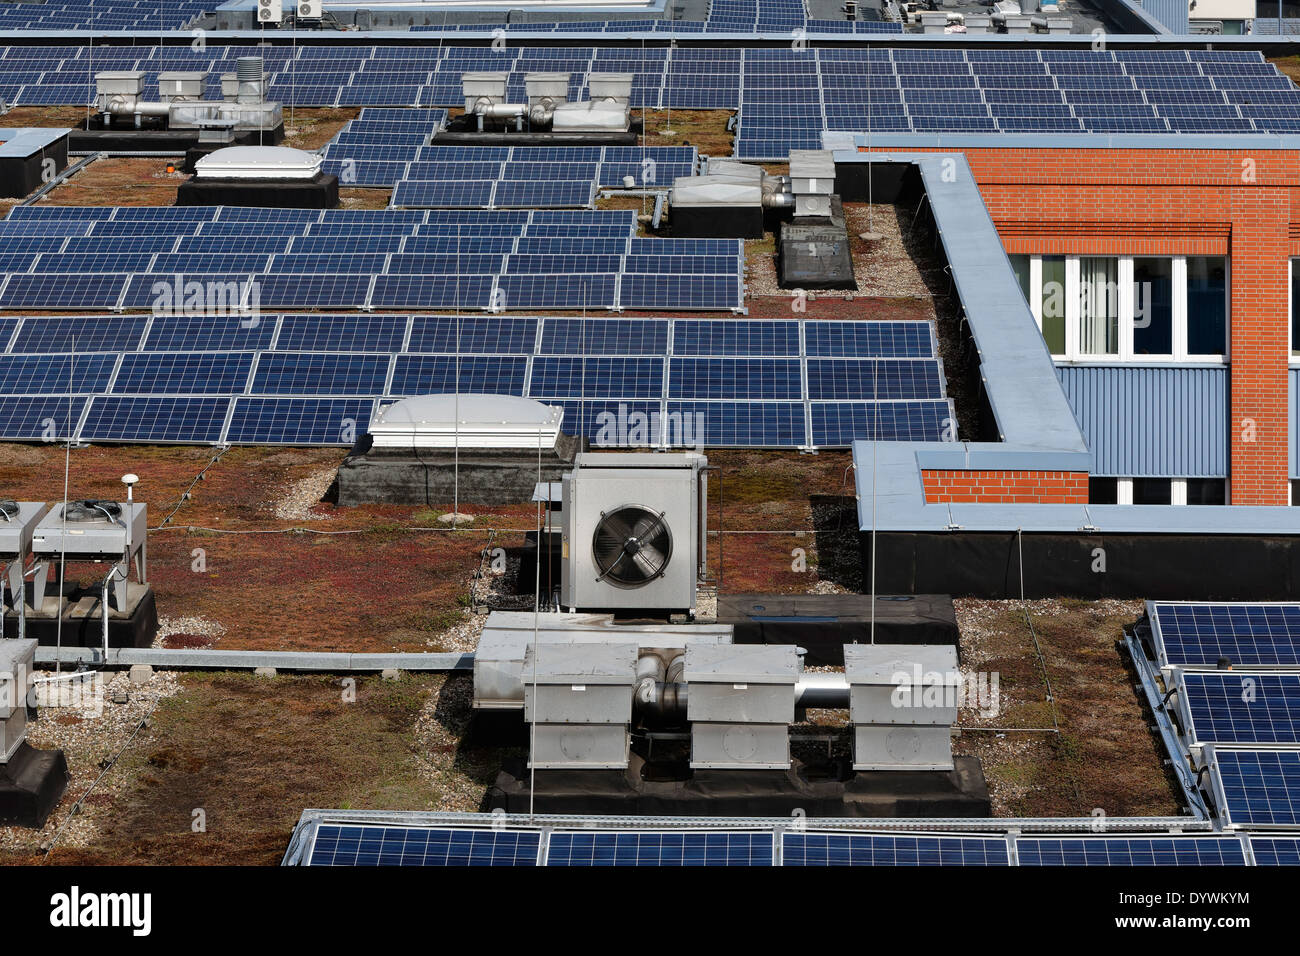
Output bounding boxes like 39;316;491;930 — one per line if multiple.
922;470;1089;504
866;145;1300;505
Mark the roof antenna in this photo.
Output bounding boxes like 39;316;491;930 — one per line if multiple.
859;39;882;245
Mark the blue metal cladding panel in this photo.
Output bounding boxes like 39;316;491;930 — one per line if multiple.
1055;365;1226;478
1140;0;1190;32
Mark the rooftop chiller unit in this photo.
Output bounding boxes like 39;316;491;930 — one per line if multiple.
845;644;960;771
0;501;47;640
560;452;707;616
685;644;799;770
523;642;638;769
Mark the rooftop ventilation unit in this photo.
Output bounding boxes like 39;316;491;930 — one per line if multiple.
685;644;800;770
560;453;706;616
30;498;146;616
845;644;959;771
525;72;570;110
157;71;208;104
258;0;282;22
0;501;47;641
297;0;322;18
523;642;638;769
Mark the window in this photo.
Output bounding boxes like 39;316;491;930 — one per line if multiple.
1009;254;1030;306
1088;477;1118;504
1022;254;1227;362
1184;479;1226;506
1133;257;1173;356
1078;257;1119;355
1039;255;1066;356
1131;479;1172;504
1186;256;1227;356
1291;259;1300;357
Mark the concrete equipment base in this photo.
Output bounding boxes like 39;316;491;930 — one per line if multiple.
0;743;70;828
176;172;338;208
488;753;990;817
336;438;578;507
4;581;158;648
718;593;959;666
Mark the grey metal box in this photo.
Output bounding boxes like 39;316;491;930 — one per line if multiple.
531;724;629;769
853;725;954;771
0;639;34;762
845;644;960;727
32;501;146;561
0;502;48;559
522;642;636;724
158;71;208;100
691;723;790;770
685;644;798;725
95;71;145;97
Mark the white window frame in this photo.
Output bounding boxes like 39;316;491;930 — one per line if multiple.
1022;254;1228;364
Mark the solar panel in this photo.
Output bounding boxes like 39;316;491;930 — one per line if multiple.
112;351;254;394
252;352;390;396
0;394;86;440
1212;748;1300;827
143;315;276;352
308;825;540;866
811;400;955;444
1015;836;1245;866
226;397;376;445
10;315;145;353
0;353;116;393
1180;672;1300;747
390;354;526;395
546;830;773;866
0;273;127;310
804;321;935;358
530;356;663;399
620;274;740;311
783;832;1009;866
80;396;230;443
663;401;805;447
1249;836;1300;865
405;315;535;353
275;314;408;353
806;359;945;400
672;320;799;357
669;358;801;400
539;318;668;355
1151;603;1300;667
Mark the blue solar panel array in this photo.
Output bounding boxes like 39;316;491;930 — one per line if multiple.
0;315;950;448
381;145;696;204
319;108;447;188
0;206;744;314
1;47;1296;158
288;820;1282;866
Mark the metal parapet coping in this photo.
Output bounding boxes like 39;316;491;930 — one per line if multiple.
35;645;473;672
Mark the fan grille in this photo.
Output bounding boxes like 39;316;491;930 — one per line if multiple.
592;505;672;589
